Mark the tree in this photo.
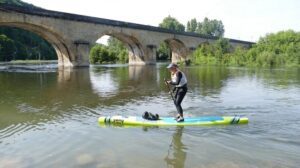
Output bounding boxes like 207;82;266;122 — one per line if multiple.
0;34;16;61
90;44;116;64
107;37;128;63
90;37;128;64
159;15;185;32
0;27;57;61
196;17;224;37
191;38;231;65
156;42;170;60
192;30;300;67
215;38;231;54
186;18;198;33
250;30;300;66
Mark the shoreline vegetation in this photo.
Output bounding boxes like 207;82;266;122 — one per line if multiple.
190;30;300;68
0;1;299;67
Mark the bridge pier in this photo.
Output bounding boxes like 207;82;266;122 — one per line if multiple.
128;44;157;65
171;47;190;65
71;41;90;67
144;45;157;64
58;41;91;68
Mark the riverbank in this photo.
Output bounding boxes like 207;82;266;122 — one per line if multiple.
0;60;58;72
0;60;57;65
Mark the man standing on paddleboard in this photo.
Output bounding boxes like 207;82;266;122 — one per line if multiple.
165;63;188;122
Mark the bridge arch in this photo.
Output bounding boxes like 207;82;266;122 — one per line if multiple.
163;38;189;63
0;22;72;67
95;31;146;65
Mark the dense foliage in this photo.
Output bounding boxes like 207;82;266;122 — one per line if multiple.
90;44;115;64
0;34;15;61
159;15;185;32
192;38;231;65
187;17;224;37
0;1;55;62
186;18;198;33
0;27;57;61
89;37;128;64
156;42;170;61
107;37;128;63
248;30;300;67
192;30;300;67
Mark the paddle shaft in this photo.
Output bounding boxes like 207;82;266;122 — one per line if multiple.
164;78;176;104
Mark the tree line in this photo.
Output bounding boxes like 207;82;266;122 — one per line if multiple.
0;0;56;62
89;38;128;64
191;30;300;67
0;27;57;62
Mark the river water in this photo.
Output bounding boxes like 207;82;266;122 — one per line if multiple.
0;63;299;168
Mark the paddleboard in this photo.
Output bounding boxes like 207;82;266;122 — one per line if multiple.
98;116;248;126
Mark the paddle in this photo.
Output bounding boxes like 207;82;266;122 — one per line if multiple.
164;78;175;105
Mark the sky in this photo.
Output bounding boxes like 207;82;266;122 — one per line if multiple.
22;0;300;42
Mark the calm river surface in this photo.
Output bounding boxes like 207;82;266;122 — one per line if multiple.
0;63;299;168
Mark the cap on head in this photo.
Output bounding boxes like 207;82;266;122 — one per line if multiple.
167;63;178;69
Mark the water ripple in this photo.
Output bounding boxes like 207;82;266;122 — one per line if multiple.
0;123;35;140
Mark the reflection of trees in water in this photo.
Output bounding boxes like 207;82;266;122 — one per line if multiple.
0;68;100;130
90;65;160;95
185;66;230;96
185;66;300;96
128;65;159;87
255;68;300;87
89;65;235;105
164;126;187;168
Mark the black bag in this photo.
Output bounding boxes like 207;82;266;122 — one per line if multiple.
142;111;159;120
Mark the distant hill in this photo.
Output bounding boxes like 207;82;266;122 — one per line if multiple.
0;0;40;8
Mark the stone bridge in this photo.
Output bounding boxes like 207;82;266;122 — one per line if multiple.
0;4;254;68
